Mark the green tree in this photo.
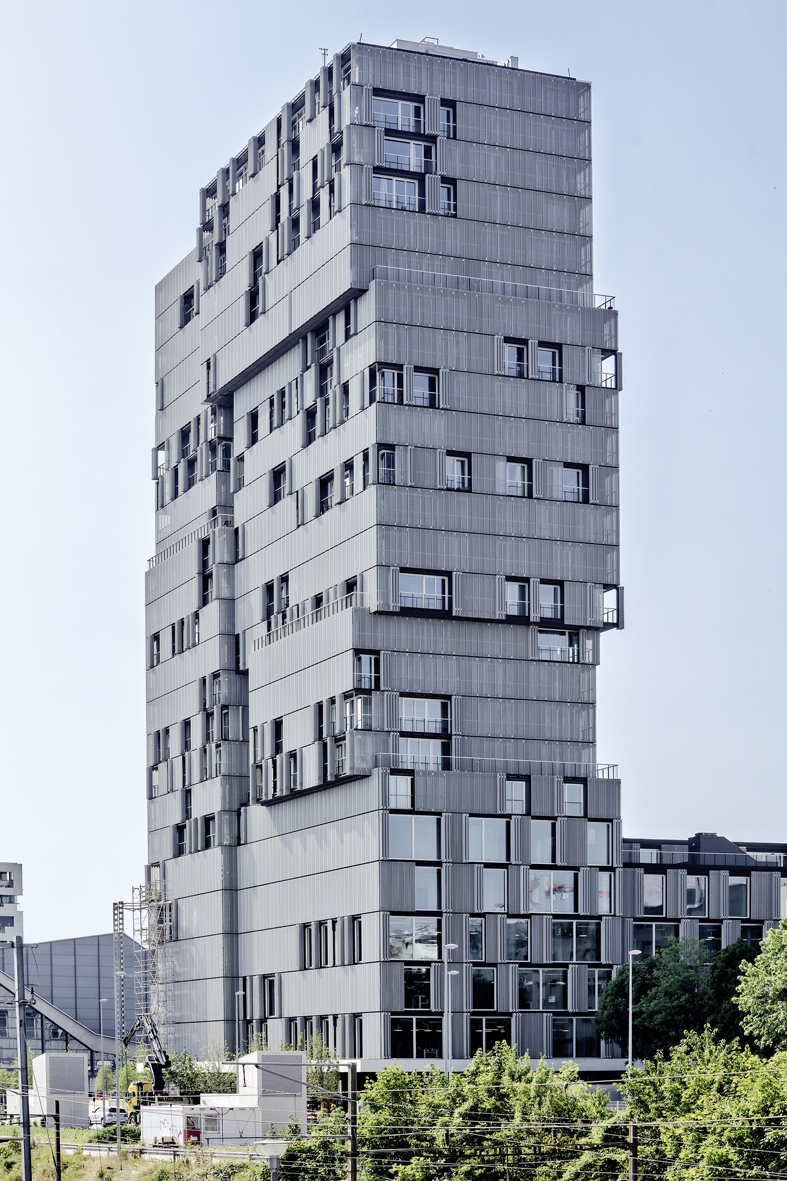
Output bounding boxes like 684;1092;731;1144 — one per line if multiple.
705;939;758;1043
163;1049;236;1096
357;1043;619;1181
624;1028;787;1181
279;1109;347;1181
595;939;711;1060
736;919;787;1051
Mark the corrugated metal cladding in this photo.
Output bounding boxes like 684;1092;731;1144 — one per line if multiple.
147;37;627;1067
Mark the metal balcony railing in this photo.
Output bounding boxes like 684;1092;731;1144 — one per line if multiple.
400;593;448;610
148;513;234;569
383;154;435;174
378;753;619;778
373;114;423;133
538;645;580;663
372;266;615;311
446;474;471;490
372;193;426;213
399;718;450;734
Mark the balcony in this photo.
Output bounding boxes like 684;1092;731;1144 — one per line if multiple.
507;480;530;497
372;193;426;213
446;474;471;491
378;753;619;778
372;266;615;311
373;113;423;133
506;362;526;379
400;592;448;611
384;153;435;174
439;199;457;216
399;719;450;735
537;644;579;663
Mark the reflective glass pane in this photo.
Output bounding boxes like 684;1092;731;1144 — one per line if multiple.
728;877;748;918
389;815;413;859
469;1017;485;1056
543;970;568;1010
552;871;576;913
632;924;653;957
415;1018;442;1059
552;1017;573;1058
506;918;529;962
403;966;431;1010
413;917;440;960
575;1017;599;1057
472;967;495;1010
686;875;707;918
528;870;552;912
414;867;441;911
654;924;679;952
531;821;555;864
518;969;540;1010
413;816;440;860
484;1018;511;1048
485;819;508;862
552;921;575;961
390;1016;413;1057
505;779;527;812
468;817;483;861
468;917;484;961
390;917;413;959
575;921;601;962
643;874;664;916
587;822;611;866
597;872;613;915
483;868;506;912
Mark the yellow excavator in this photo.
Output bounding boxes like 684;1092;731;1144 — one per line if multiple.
122;1013;171;1123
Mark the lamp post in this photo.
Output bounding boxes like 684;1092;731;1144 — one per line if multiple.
259;1139;288;1181
98;997;109;1126
234;990;244;1091
443;942;458;1079
628;949;641;1070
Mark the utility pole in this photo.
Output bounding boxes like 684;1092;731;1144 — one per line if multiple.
13;936;32;1181
628;1122;637;1181
54;1100;61;1181
347;1061;357;1181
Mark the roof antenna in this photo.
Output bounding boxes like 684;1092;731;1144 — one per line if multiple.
320;47;329;64
567;67;571;77
359;33;363;41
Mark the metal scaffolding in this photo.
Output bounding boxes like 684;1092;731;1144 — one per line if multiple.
112;880;174;1053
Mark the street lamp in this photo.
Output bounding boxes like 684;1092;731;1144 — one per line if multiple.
443;943;458;1079
259;1139;288;1181
98;998;109;1127
628;949;641;1070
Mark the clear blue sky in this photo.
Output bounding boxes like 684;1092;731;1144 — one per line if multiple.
2;0;785;941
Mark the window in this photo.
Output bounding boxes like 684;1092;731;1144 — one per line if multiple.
439;183;456;216
505;343;526;379
273;718;283;755
587;822;612;867
539;583;563;620
356;653;380;689
587;968;613;1011
399;738;450;770
469;1017;511;1055
206;711;215;743
413;371;438;407
369;366;403;405
388;774;413;809
537;345;561;382
552;920;601;962
567;386;586;424
699;924;722;954
552;1017;599;1059
483;867;506;912
220;706;230;741
632;923;680;957
439;105;456;138
507;461;531;497
345;696;372;731
288;751;298;790
529;869;577;913
180;425;192;459
335;740;346;775
505;779;529;813
399;573;449;611
404;966;431;1010
372;96;423;132
280;575;289;612
306;406;317;445
250;407;259;445
563;781;584;815
383;138;434;173
530;820;555;864
303;925;313;968
389;814;441;860
176;824;186;856
344;460;354;498
181;287;195;326
686;875;708;918
644;875;665;917
537;630;579;662
506;918;529;962
446;454;470;491
319;922;331;967
373;174;421;212
390;1016;442;1059
729;876;749;918
264;976;276;1017
399;698;450;735
415;866;441;910
505;581;529;618
469;817;508;862
519;968;567;1010
204;815;216;849
362;449;370;489
589;349;617;388
471;967;495;1010
184;787;192;819
187;455;197;489
468;917;484;961
212;670;222;704
201;572;213;605
563;466;589;503
319;473;334;513
273;465;286;504
353;916;363;963
389;916;440;960
378;449;396;484
638;847;661;863
598;872;614;915
151;633;160;667
741;924;763;950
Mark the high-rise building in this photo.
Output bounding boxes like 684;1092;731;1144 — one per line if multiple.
146;37;625;1069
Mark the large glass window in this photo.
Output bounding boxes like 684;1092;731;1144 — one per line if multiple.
398;738;450;770
537;630;580;662
505;343;526;379
372;174;421;211
471;967;496;1010
587;968;613;1010
468;917;484;961
686;875;708;918
468;817;509;862
518;968;567;1011
391;1015;442;1059
383;138;434;172
345;696;372;731
699;924;722;954
378;449;396;483
530;820;555;864
598;871;614;915
643;874;665;917
552;920;601;962
563;781;584;816
372;98;423;132
563;466;589;503
389;916;440;960
389;814;441;860
355;653;380;690
469;1017;511;1055
505;918;529;962
728;877;749;918
506;581;529;618
553;1016;599;1059
529;870;577;913
537;345;561;382
370;366;403;404
505;779;529;813
399;698;450;734
632;922;679;957
539;583;563;620
399;573;449;610
403;966;431;1010
507;461;531;497
446;454;471;491
388;774;413;809
483;868;506;912
587;822;612;866
414;866;441;910
413;371;438;407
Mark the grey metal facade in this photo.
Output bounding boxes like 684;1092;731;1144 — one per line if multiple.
147;38;627;1070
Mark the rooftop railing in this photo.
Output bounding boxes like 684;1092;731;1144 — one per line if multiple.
378;754;619;778
148;514;233;569
252;591;365;651
373;266;614;310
